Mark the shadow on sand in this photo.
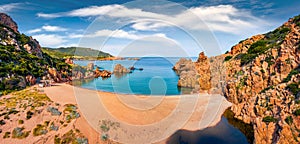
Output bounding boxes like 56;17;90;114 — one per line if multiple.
166;116;250;144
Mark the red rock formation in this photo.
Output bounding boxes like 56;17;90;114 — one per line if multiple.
195;52;211;91
175;15;300;143
65;58;74;64
94;67;112;78
0;13;18;33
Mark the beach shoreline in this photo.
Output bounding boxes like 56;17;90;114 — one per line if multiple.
0;83;231;144
44;83;232;143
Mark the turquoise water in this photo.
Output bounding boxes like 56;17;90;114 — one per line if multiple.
75;57;251;143
75;57;197;95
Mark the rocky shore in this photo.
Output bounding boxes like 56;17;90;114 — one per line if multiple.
175;15;300;143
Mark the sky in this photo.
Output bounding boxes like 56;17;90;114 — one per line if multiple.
0;0;299;57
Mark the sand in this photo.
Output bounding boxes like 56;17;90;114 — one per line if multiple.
42;83;232;144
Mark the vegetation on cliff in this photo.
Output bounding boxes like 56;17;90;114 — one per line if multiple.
174;14;300;143
222;14;300;143
0;18;70;94
42;47;112;60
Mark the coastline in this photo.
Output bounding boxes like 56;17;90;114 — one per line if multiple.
43;83;232;143
0;83;231;144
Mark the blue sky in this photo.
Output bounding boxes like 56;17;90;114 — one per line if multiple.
0;0;299;57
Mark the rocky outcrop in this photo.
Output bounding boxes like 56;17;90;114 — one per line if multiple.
0;13;74;93
65;58;73;64
224;16;300;143
195;52;211;91
0;13;18;33
0;13;43;58
23;37;43;58
173;58;199;92
113;64;130;73
175;14;300;143
229;34;264;55
87;62;94;71
94;68;112;78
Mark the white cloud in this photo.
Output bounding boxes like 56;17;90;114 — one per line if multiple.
67;5;123;17
42;25;67;32
28;25;67;34
81;29;178;44
28;28;42;34
32;34;66;47
131;21;170;31
36;4;268;34
0;3;21;13
36;13;60;18
67;33;84;39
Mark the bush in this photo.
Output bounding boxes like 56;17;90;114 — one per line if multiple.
248;40;267;54
18;120;24;124
265;55;275;66
47;107;61;116
282;68;300;83
26;111;34;119
262;116;277;123
286;83;300;98
260;86;274;93
294;109;300;116
0;119;5;125
33;124;48;136
12;127;30;139
240;53;257;65
224;56;232;62
285;116;293;125
3;132;10;138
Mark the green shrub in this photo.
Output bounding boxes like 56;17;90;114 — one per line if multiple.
18;120;24;124
3;132;10;138
265;55;275;66
282;68;300;83
33;124;47;136
294;109;300;116
262;116;277;123
260;86;274;93
224;56;233;62
285;116;293;125
54;135;61;144
0;119;5;125
240;53;257;65
26;111;34;119
286;83;300;98
16;33;30;45
12;127;30;139
248;40;267;54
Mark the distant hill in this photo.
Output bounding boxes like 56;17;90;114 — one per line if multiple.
42;47;113;60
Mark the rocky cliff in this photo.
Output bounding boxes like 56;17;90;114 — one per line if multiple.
176;14;300;143
222;15;300;144
0;13;71;94
0;13;18;33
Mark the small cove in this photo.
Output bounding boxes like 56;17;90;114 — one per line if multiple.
75;57;253;144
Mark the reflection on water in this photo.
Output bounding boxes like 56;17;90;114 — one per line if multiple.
223;109;254;143
166;109;252;144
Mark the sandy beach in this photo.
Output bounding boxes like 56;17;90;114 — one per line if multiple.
0;83;231;144
43;83;232;143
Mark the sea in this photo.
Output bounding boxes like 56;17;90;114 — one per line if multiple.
74;57;250;144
